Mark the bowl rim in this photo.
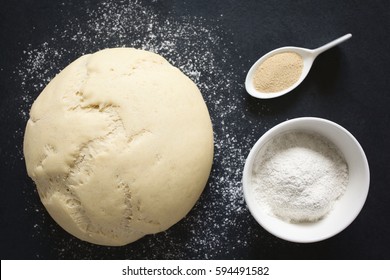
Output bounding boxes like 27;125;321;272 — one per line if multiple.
242;117;370;243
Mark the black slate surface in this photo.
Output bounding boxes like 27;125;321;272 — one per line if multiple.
1;0;389;259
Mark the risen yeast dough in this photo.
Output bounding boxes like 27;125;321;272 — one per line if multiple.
23;48;214;246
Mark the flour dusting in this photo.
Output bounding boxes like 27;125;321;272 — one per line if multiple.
14;0;269;259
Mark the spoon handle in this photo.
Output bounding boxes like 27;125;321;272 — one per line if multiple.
312;33;352;56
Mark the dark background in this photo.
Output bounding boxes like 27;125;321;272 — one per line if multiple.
1;0;389;259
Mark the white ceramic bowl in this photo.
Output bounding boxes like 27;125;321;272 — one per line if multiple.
242;117;370;243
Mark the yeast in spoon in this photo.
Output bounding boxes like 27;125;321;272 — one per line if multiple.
245;34;352;99
253;52;304;93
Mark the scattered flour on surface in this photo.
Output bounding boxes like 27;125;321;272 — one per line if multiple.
13;0;269;259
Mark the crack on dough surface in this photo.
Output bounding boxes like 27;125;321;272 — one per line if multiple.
62;102;138;239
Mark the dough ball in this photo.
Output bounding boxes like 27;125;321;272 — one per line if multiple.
23;48;214;246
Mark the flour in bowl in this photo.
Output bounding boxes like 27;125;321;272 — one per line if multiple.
252;130;349;223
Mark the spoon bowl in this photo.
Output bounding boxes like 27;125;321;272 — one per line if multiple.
245;34;352;99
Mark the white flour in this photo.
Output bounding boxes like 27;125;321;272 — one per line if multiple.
252;130;349;223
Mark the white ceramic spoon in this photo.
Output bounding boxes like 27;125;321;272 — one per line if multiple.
245;33;352;99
